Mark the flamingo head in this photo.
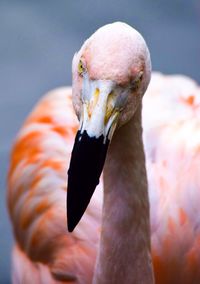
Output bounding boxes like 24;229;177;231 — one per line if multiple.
67;22;151;232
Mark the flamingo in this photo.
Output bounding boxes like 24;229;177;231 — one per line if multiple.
7;22;200;283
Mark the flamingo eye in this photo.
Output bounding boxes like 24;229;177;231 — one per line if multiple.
78;60;86;76
131;71;143;90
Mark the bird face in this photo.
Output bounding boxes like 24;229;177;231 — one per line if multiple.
76;62;144;142
77;58;146;141
67;22;151;232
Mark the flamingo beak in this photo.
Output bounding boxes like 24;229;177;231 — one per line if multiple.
67;85;119;232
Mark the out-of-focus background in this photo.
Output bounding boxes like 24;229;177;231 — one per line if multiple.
1;0;200;282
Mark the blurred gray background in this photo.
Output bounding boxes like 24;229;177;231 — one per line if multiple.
1;0;200;283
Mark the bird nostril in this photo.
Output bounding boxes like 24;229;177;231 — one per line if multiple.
93;88;100;106
105;91;115;124
88;88;100;118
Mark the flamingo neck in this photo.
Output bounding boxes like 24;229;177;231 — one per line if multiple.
93;104;154;284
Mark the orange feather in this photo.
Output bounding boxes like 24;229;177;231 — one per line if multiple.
7;73;200;283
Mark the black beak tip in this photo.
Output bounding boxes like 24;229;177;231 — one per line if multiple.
66;130;110;233
67;220;75;233
67;198;82;232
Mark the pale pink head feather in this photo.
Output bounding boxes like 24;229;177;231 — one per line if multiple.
72;22;151;120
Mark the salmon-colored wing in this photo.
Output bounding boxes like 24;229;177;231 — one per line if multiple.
143;73;200;284
8;74;200;284
7;87;103;283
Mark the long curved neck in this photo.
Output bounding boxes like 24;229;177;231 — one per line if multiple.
93;104;154;284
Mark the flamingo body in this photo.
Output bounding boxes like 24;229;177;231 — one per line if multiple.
144;73;200;283
8;88;102;283
7;23;200;283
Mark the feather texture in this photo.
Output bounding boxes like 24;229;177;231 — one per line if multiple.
7;73;200;283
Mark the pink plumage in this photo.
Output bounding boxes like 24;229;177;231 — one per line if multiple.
7;23;200;283
144;73;200;283
8;88;102;283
